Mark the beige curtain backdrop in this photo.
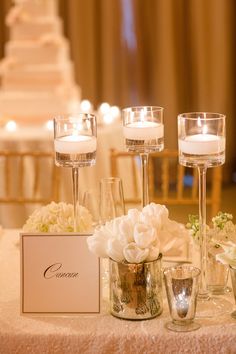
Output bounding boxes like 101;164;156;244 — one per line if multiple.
0;0;235;180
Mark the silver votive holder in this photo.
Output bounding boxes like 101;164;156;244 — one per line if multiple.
164;265;201;332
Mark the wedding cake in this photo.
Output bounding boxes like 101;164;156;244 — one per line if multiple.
0;0;80;124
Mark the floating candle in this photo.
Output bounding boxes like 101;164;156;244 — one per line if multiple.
54;135;97;154
123;121;164;140
179;134;225;155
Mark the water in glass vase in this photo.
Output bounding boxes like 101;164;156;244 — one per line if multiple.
125;137;164;153
178;135;225;168
55;151;96;168
123;121;164;153
54;135;97;167
207;246;229;295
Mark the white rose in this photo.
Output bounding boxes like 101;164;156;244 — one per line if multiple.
123;242;149;263
107;238;124;262
127;208;141;224
141;203;169;232
87;229;109;258
161;237;183;256
158;219;190;257
103;216;134;245
104;216;122;237
146;245;160;262
86;203;194;262
134;223;157;248
118;218;134;245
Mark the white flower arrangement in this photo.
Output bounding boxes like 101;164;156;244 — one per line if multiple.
87;203;190;264
212;212;236;267
186;211;236;267
210;212;236;244
23;201;93;233
186;212;236;245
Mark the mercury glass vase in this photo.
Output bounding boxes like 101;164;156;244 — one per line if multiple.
109;254;163;320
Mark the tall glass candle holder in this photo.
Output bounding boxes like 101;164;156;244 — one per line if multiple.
178;112;230;317
122;106;164;207
54;114;97;231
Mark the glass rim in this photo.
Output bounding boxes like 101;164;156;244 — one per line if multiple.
163;265;201;278
100;177;122;183
122;106;164;113
178;112;225;121
109;253;162;265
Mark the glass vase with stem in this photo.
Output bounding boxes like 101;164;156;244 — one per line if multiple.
99;177;125;225
122;106;164;207
99;176;126;298
178;112;231;317
54;113;97;231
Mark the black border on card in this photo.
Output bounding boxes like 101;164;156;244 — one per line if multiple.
20;232;101;315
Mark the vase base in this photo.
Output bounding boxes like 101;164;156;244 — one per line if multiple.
209;286;232;295
196;296;232;318
165;321;200;332
111;311;162;321
231;310;236;319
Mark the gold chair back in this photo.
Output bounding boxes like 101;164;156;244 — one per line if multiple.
110;148;222;219
0;150;60;204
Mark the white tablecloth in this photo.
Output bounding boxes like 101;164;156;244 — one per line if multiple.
1;229;236;354
0;122;124;227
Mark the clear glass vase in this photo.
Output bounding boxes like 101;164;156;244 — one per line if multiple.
207;245;229;295
229;266;236;319
109;254;163;320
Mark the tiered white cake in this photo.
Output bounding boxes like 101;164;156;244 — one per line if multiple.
0;0;80;123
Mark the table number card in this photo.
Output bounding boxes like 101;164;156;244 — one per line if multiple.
20;233;100;315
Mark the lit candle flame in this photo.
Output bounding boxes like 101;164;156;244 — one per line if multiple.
203;124;208;134
72;123;83;135
197;117;202;127
140;109;146;123
45;120;53;131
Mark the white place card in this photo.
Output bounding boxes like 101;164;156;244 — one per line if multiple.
20;233;100;315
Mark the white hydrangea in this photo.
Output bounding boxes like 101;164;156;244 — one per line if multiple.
187;212;236;246
87;202;190;264
23;201;92;233
209;220;236;245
